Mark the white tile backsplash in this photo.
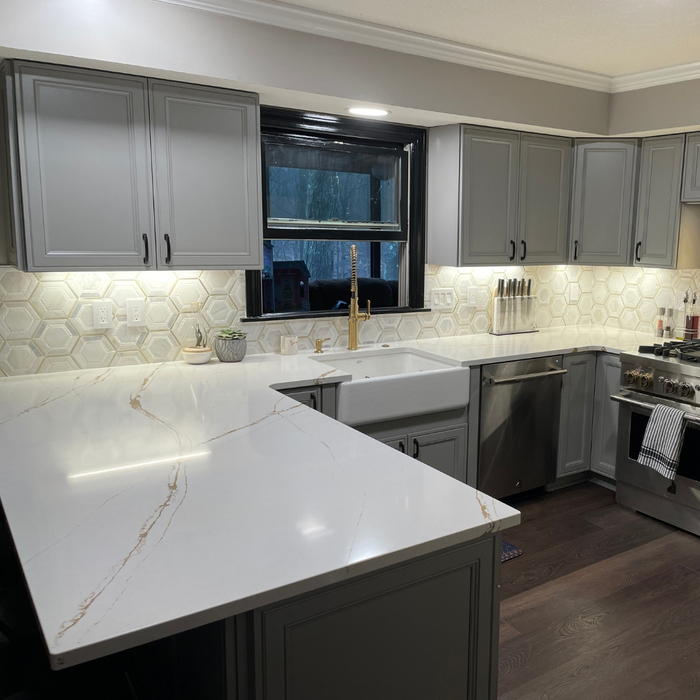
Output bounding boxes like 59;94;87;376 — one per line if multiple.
0;264;697;376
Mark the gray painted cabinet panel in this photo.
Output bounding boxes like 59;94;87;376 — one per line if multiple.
381;434;408;454
682;132;700;202
0;62;24;268
569;140;638;266
411;425;467;481
518;134;571;264
149;81;262;270
634;135;684;269
557;353;596;477
14;63;155;271
591;353;621;479
460;126;520;265
255;537;499;700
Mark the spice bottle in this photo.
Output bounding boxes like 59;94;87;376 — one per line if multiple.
656;307;665;338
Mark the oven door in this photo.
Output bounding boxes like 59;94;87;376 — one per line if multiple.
613;390;700;534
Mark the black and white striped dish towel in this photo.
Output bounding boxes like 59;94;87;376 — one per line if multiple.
637;404;687;480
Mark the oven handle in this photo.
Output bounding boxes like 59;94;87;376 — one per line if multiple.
610;393;700;427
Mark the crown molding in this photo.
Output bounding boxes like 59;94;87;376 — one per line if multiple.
153;0;612;92
611;62;700;93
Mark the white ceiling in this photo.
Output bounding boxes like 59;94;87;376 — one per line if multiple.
276;0;700;78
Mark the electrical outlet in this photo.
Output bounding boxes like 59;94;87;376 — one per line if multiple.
430;288;453;310
568;283;580;303
92;300;113;329
126;299;146;327
467;287;478;308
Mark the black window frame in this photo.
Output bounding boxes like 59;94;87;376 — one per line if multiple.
244;107;426;321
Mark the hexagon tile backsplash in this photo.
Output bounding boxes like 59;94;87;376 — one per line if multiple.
0;264;696;376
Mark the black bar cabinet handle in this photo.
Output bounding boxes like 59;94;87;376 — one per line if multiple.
164;233;172;265
635;241;642;262
398;441;405;454
310;393;317;410
573;240;578;261
509;240;516;261
142;234;149;265
520;240;527;261
413;439;420;459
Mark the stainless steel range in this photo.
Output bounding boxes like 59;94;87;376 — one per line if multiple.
614;341;700;536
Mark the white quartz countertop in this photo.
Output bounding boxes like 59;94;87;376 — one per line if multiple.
0;326;652;669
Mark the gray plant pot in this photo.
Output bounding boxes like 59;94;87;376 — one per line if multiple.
214;337;247;363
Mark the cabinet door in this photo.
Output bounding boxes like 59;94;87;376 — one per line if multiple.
682;132;700;202
557;353;596;477
569;140;638;266
14;63;154;270
255;538;497;700
0;62;24;268
149;80;262;270
381;434;409;455
634;135;684;269
591;354;621;479
460;127;519;265
279;387;322;412
518;134;571;264
410;425;467;482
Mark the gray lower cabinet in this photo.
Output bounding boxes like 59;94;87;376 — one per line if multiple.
518;133;571;264
253;536;500;700
276;384;336;419
682;132;700;202
149;80;262;270
633;135;684;269
13;62;156;271
591;353;621;479
557;353;596;477
381;424;467;481
569;139;638;265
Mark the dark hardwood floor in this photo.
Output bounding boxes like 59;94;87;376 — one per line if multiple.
498;482;700;700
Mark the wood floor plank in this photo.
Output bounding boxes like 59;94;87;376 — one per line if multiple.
500;514;675;599
498;620;521;644
500;530;700;634
498;563;700;699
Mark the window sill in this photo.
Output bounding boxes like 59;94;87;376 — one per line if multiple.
241;306;431;323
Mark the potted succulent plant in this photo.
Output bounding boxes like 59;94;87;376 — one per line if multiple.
213;328;247;363
182;322;212;365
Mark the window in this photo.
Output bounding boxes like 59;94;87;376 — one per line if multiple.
245;108;426;320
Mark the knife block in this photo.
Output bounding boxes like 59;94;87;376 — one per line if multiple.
490;296;538;335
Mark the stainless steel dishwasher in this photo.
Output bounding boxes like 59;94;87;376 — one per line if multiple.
478;356;566;499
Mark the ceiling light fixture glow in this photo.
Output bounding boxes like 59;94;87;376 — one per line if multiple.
347;107;390;117
68;451;209;479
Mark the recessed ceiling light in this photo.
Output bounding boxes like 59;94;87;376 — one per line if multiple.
347;107;390;117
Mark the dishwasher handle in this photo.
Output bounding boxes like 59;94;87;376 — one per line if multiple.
485;368;567;385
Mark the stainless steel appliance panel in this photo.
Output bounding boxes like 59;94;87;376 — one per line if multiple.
478;356;565;499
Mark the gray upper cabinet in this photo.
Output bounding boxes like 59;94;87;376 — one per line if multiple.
557;353;596;477
149;81;262;270
518;134;571;264
633;135;684;269
14;63;155;271
591;353;621;480
682;132;700;202
460;126;520;265
569;140;638;266
427;125;571;267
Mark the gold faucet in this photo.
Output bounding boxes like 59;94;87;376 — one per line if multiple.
348;244;371;350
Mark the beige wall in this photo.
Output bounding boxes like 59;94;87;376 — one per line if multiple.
0;0;610;135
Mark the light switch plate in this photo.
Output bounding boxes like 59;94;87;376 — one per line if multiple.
92;300;113;329
126;299;147;327
430;288;454;310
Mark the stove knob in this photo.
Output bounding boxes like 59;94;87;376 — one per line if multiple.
640;373;654;388
679;382;694;398
664;379;678;394
624;369;640;385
